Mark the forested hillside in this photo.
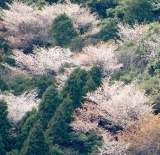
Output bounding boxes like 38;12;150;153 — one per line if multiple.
0;0;160;154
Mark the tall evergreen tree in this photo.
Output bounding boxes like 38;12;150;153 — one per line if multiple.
16;109;39;150
45;97;74;145
0;100;11;153
61;68;88;108
34;75;54;98
51;14;78;47
0;135;5;155
20;120;49;155
83;66;102;93
45;67;102;147
39;86;62;129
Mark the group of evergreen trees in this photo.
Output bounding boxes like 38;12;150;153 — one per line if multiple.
1;66;102;154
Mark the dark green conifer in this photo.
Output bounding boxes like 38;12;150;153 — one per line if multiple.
0;100;11;153
34;75;54;98
119;0;154;25
39;86;61;129
0;135;5;155
16;109;39;150
20;120;49;155
51;14;78;47
45;97;74;145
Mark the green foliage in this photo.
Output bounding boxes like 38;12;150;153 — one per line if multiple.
70;132;102;155
62;67;102;107
61;68;88;107
83;66;102;93
20;120;49;155
152;93;160;114
45;97;74;145
98;18;119;42
22;45;34;55
114;40;149;84
3;57;16;67
51;14;78;48
0;37;12;57
45;0;58;4
111;68;139;84
140;77;160;95
71;0;118;18
6;149;19;155
0;100;11;153
124;0;154;25
117;41;148;71
148;65;155;77
49;144;64;155
39;85;61;129
111;70;129;81
7;75;54;97
33;75;54;98
114;0;155;25
20;0;46;8
0;135;6;155
16;109;39;150
148;52;160;77
0;75;8;91
69;37;84;52
45;67;102;148
7;76;35;96
0;0;11;9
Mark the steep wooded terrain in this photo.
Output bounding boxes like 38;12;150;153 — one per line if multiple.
0;0;160;154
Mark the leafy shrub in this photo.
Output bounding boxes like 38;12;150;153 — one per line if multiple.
0;37;12;57
140;77;160;95
70;132;102;155
3;57;16;67
0;75;8;91
7;75;54;97
69;37;84;52
22;45;33;54
152;93;160;114
7;76;35;96
98;18;119;42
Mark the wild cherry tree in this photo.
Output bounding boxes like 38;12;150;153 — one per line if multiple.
0;90;40;124
8;47;73;75
0;1;99;49
85;81;153;128
6;42;121;86
118;22;160;59
73;42;122;77
70;80;153;154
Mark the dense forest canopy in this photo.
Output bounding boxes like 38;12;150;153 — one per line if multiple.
0;0;160;154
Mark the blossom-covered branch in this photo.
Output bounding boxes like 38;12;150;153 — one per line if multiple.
9;47;73;75
73;42;122;77
0;90;40;124
86;81;153;128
